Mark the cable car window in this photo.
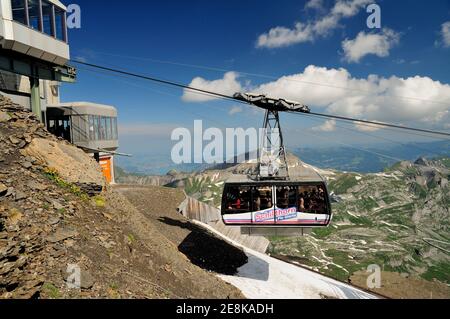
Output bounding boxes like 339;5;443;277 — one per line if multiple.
253;186;273;211
224;186;251;214
12;0;27;25
298;185;328;215
28;0;41;31
42;0;54;36
276;186;297;209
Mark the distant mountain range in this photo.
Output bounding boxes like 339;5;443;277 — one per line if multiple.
115;154;208;176
294;140;450;173
116;140;450;175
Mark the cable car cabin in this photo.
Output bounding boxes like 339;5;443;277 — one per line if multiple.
221;167;332;234
222;180;332;227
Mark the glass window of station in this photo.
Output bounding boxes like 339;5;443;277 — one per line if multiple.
88;116;118;141
10;0;67;43
41;0;53;35
11;0;27;24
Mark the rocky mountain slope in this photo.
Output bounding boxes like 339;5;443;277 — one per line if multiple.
269;157;449;297
0;95;244;299
117;151;450;298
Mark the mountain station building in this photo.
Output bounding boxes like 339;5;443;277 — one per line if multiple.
0;0;118;183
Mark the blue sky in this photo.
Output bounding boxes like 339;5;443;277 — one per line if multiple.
61;0;450;157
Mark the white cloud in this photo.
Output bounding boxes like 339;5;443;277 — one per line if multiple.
182;72;242;102
183;65;450;130
253;65;450;129
256;0;371;49
441;21;450;48
312;120;336;132
305;0;324;11
354;121;385;132
256;23;314;49
228;106;243;116
331;0;370;17
342;28;400;63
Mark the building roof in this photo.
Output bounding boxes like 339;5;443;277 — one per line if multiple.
48;102;117;117
48;0;67;11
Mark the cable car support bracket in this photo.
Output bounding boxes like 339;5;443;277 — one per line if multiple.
233;93;311;182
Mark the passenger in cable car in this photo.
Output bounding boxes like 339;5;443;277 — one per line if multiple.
228;196;241;210
253;190;261;211
266;198;273;209
299;189;310;211
297;185;328;215
241;189;251;210
226;190;241;210
318;186;325;201
299;197;305;211
233;198;242;209
259;190;272;210
277;188;289;209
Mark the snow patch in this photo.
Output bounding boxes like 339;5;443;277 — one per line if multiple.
374;173;399;180
347;211;359;218
191;221;378;299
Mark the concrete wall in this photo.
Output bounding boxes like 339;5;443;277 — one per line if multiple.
0;90;30;108
178;196;270;253
0;70;60;111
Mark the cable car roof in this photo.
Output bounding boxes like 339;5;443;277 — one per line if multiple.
225;161;326;184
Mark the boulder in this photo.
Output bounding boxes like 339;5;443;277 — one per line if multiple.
415;157;429;166
0;183;7;196
8;136;20;144
14;191;27;201
46;228;79;243
0;111;11;123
